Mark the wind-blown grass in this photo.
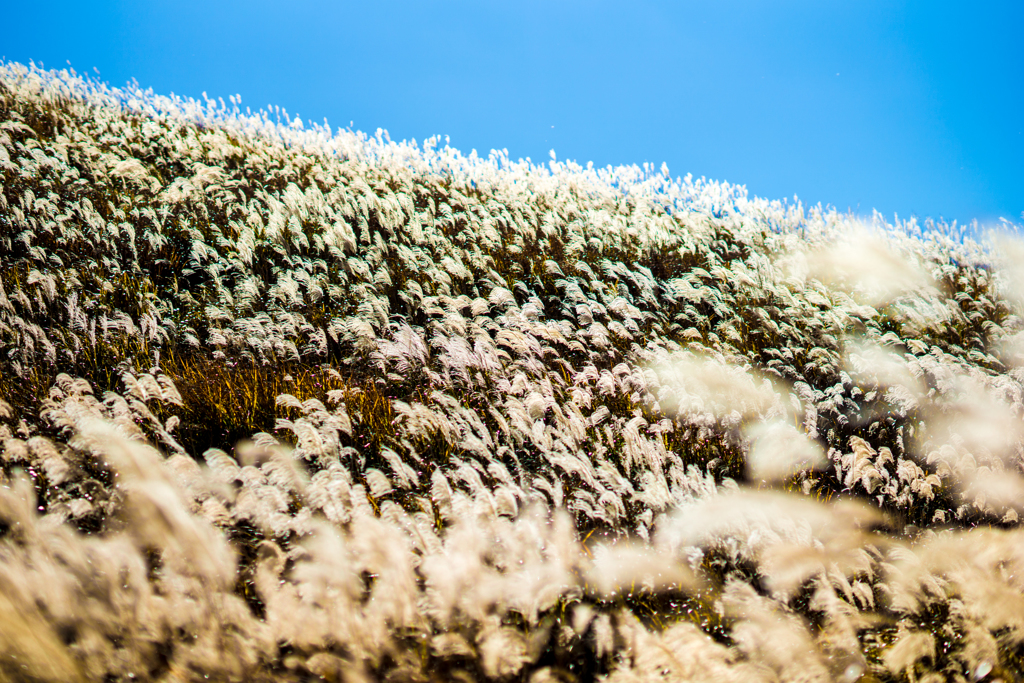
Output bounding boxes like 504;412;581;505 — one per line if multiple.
2;59;1024;682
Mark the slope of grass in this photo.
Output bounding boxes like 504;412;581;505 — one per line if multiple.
2;60;1024;682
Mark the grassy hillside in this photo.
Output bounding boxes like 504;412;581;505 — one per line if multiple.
2;60;1024;682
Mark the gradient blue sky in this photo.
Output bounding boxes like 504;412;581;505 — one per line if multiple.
5;1;1022;228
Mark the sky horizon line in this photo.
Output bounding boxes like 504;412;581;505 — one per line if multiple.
4;16;1019;242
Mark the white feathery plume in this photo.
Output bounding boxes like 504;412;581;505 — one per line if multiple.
805;222;939;307
583;541;696;597
743;419;827;482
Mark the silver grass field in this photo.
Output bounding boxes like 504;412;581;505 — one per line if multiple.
1;60;1024;683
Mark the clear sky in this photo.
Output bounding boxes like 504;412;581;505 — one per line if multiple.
5;1;1022;229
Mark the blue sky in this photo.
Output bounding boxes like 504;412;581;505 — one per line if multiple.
5;1;1022;229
